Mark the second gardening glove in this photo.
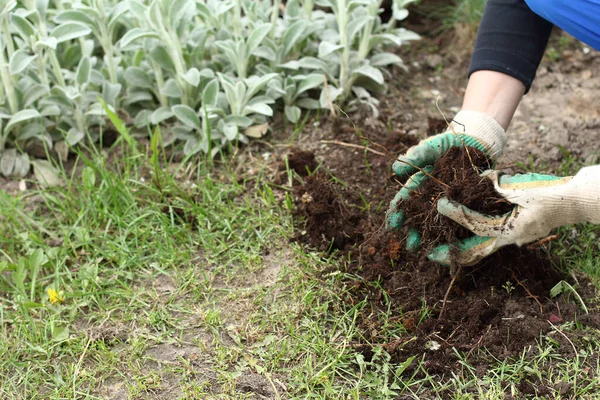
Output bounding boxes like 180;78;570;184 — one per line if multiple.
386;110;507;250
429;166;600;266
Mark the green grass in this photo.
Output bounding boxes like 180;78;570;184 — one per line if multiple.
1;116;600;399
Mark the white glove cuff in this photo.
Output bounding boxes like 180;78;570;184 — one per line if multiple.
564;166;600;225
449;110;507;160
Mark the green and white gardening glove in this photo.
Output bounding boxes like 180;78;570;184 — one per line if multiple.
429;166;600;266
386;110;507;250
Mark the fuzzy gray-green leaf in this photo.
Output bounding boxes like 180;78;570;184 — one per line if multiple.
202;79;219;106
282;19;309;56
353;65;384;85
160;79;183;98
32;159;62;187
119;28;160;48
102;83;122;106
295;74;324;97
124;67;154;89
35;37;58;50
10;14;36;38
247;23;271;57
284;105;301;123
76;56;91;86
243;103;273;117
370;52;403;67
182;68;201;87
0;149;16;177
150;46;176;72
318;41;344;59
150;107;174;125
51;22;92;43
23;84;49;108
172;105;201;130
54;9;96;30
296;97;321;110
5;109;42;136
253;46;276;62
13;153;30;178
9;50;37;75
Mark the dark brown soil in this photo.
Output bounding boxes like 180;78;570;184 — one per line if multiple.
283;112;600;392
285;148;318;177
401;146;512;254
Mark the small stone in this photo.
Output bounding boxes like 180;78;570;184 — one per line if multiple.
54;141;69;162
549;314;562;323
301;192;313;203
581;70;593;80
425;54;443;69
425;340;441;351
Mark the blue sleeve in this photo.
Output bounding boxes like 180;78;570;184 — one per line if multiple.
468;0;553;93
525;0;600;52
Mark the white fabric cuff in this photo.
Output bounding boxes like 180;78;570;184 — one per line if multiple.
449;110;508;160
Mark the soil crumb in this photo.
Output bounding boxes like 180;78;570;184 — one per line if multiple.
285;116;599;385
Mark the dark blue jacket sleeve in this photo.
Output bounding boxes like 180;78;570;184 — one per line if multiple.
468;0;554;93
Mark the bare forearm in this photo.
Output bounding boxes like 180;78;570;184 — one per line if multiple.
461;70;526;130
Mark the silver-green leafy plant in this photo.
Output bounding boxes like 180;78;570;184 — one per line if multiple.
304;0;420;110
0;0;419;176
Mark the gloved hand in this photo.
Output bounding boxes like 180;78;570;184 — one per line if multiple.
429;166;600;266
386;110;507;250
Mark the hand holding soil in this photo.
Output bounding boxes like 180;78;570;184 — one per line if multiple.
434;165;600;265
387;110;507;259
391;138;600;267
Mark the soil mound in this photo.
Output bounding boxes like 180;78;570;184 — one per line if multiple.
286;117;599;378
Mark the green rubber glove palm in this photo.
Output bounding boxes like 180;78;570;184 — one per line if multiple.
386;110;507;251
429;166;600;266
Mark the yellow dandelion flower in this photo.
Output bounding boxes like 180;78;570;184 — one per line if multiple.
47;288;65;305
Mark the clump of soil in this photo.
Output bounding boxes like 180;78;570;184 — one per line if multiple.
285;116;599;386
294;173;363;252
401;146;512;256
285;148;319;177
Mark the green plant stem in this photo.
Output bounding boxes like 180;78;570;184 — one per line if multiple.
336;0;350;100
74;99;86;137
152;3;189;105
168;34;190;105
303;0;315;18
357;2;378;60
28;7;65;88
238;46;248;79
0;45;18;114
48;50;66;87
151;60;168;108
23;3;50;86
101;36;118;85
233;0;242;37
270;0;281;39
2;18;14;59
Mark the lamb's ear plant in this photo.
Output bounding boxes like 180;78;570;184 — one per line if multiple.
215;23;272;79
306;0;419;111
54;0;126;87
269;73;323;123
0;0;419;164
